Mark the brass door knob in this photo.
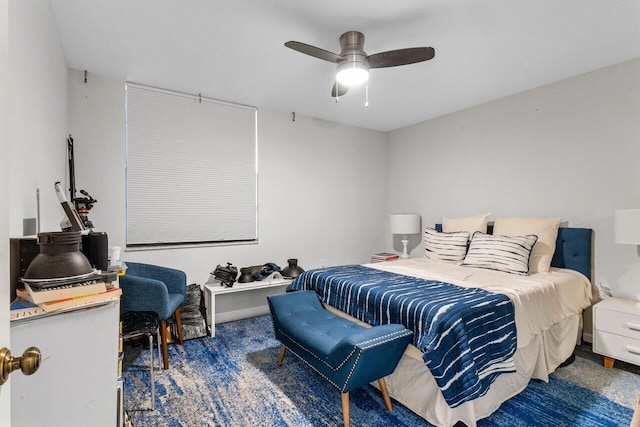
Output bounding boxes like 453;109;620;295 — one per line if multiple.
0;347;41;385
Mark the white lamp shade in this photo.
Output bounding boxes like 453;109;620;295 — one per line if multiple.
614;209;640;244
390;213;421;235
336;61;369;86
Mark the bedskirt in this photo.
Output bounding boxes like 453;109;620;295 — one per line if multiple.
324;304;581;427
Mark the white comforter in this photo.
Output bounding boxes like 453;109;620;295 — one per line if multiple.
322;258;594;426
366;258;593;350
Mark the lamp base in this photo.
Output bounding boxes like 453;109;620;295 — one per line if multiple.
401;238;410;259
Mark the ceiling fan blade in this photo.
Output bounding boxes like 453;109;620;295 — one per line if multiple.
285;41;344;63
367;47;435;69
331;82;349;98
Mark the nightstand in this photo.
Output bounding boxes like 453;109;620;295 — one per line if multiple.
593;297;640;368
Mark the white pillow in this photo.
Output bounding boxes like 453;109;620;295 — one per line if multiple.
492;217;561;273
424;227;470;263
461;232;538;275
442;214;489;237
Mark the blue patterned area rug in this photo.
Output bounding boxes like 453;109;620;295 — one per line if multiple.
123;315;636;426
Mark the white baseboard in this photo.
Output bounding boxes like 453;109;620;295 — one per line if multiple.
214;305;270;324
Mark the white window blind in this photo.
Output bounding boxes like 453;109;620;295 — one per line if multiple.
126;83;257;247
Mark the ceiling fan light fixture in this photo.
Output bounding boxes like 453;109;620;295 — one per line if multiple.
336;61;369;87
285;30;434;98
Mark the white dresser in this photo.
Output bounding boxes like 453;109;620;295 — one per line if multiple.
10;301;120;426
593;297;640;368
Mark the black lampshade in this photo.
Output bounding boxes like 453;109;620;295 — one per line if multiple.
24;232;93;279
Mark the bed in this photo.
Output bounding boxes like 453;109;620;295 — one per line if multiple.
288;223;593;427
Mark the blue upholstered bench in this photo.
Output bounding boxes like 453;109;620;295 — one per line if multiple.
267;290;413;427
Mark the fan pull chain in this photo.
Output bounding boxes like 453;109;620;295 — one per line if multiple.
335;81;340;103
365;81;369;107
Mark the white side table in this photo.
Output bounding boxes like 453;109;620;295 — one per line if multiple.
593;297;640;368
203;277;292;337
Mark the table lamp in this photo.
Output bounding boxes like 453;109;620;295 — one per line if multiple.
614;209;640;307
390;213;421;259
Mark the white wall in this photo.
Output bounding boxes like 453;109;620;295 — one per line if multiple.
8;0;69;237
67;71;126;243
6;0;69;296
387;58;640;301
68;70;389;288
4;0;68;419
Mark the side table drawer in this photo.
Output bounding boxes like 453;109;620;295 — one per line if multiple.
594;308;640;339
594;330;640;366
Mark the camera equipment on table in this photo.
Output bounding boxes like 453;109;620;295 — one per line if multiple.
74;189;97;229
67;135;97;230
213;263;238;287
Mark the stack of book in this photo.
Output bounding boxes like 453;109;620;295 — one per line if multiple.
11;272;121;321
371;252;400;263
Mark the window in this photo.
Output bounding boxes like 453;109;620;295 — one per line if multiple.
125;83;257;247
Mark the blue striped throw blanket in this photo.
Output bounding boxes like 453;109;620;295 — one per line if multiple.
288;265;517;407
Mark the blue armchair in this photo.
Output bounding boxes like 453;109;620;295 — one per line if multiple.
119;262;187;369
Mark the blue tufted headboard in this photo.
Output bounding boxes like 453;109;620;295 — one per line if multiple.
434;225;593;282
550;228;593;282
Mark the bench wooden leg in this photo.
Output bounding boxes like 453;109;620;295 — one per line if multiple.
378;378;393;412
277;346;286;367
159;320;169;370
341;392;350;427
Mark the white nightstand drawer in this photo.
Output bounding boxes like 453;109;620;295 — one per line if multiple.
594;307;640;339
594;330;640;366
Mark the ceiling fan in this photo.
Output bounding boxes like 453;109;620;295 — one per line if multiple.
285;31;435;98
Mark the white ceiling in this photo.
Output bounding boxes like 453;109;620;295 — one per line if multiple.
50;0;640;132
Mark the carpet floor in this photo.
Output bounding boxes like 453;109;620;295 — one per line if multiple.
123;315;638;426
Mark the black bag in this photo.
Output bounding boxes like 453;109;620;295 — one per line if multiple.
252;262;281;281
170;283;207;341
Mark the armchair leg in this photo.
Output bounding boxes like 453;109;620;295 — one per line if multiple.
160;320;169;370
175;308;184;345
277;346;286;367
158;311;183;370
341;392;350;427
378;378;393;412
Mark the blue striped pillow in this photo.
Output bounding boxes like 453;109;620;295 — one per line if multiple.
461;232;538;275
424;227;470;263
